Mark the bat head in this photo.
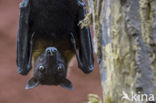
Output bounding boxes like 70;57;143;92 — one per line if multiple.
25;47;73;90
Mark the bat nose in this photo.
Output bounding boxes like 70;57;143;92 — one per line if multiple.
45;47;57;56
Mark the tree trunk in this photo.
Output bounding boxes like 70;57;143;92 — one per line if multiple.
87;0;156;103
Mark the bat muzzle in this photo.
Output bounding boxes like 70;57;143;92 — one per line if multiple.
45;47;57;56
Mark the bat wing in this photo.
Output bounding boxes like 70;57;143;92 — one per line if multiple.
16;0;32;75
74;0;94;73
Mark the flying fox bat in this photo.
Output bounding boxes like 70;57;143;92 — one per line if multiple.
17;0;94;90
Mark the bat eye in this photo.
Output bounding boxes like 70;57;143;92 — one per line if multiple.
57;64;65;72
39;65;45;72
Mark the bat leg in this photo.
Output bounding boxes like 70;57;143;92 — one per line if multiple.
16;0;31;75
70;33;94;74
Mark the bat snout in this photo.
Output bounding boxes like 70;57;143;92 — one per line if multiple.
45;47;57;56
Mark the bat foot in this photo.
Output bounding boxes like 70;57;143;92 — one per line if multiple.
79;65;94;74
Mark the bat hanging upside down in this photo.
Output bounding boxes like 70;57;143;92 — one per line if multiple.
16;0;94;90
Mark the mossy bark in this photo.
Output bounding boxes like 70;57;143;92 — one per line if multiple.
87;0;156;103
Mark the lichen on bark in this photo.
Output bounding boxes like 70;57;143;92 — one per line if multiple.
87;0;156;102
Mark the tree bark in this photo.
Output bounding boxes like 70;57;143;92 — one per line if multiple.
87;0;156;103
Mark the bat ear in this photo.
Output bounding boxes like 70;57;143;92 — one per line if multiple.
60;78;73;90
25;77;40;90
